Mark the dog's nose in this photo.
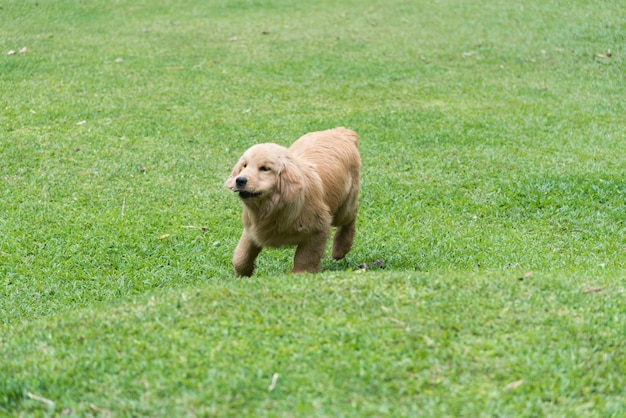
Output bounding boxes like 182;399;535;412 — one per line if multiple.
236;176;247;187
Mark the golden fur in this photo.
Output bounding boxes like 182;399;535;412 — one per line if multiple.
225;127;360;276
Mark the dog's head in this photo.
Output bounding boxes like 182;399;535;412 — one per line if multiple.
225;143;303;204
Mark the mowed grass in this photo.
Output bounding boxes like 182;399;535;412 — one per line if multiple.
1;0;625;416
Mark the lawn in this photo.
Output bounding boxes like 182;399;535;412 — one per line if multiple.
1;0;625;416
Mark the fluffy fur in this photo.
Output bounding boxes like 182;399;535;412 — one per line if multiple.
225;127;360;276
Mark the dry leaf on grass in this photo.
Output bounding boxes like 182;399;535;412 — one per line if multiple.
421;334;435;346
356;258;385;273
387;317;406;327
504;379;525;390
8;47;27;55
267;373;279;392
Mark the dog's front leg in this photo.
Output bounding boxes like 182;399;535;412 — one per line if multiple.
292;231;329;274
233;231;262;277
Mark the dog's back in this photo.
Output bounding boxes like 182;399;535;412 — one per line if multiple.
289;127;360;226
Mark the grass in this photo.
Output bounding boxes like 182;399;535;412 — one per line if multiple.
3;273;624;416
1;0;625;416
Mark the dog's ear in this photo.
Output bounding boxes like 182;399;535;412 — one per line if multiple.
225;158;243;189
278;157;303;202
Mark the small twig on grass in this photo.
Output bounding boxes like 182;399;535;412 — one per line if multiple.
27;392;55;408
121;196;126;217
582;286;604;294
181;225;207;232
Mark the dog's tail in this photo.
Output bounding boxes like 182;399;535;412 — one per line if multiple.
334;127;359;148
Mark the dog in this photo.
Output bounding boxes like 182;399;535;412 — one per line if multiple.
225;127;360;276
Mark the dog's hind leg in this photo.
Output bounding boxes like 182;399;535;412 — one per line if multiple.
233;232;262;277
292;231;329;274
332;218;356;260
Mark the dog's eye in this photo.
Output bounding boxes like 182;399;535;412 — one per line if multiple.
259;166;271;172
242;163;247;168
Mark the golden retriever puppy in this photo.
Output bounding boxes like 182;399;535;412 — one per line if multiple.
225;127;360;276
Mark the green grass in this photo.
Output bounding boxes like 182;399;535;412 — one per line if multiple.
1;0;625;416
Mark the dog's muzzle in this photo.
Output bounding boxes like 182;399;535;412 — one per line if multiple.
237;190;262;199
233;177;261;199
